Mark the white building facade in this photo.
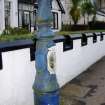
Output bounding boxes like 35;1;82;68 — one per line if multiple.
52;0;65;31
95;0;105;21
0;0;18;34
0;0;65;34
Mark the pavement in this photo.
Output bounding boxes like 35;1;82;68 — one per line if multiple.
60;56;105;105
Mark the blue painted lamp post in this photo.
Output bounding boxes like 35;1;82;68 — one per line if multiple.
33;0;60;105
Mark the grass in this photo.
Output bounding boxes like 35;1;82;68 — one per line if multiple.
0;29;105;42
0;34;34;42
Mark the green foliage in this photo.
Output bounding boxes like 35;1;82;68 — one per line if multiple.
81;0;96;22
2;27;30;35
70;0;82;25
69;0;96;25
70;6;81;25
61;24;71;31
81;1;95;15
71;0;82;7
0;34;33;42
0;27;35;42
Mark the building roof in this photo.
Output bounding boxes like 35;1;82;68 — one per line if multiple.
97;10;105;17
18;0;65;13
56;0;65;13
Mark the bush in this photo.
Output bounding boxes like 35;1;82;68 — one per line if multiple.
89;21;105;30
71;25;88;31
61;24;88;31
2;27;30;35
61;24;71;31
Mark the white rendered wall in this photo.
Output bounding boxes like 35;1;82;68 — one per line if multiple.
0;35;105;104
55;35;105;87
0;49;35;105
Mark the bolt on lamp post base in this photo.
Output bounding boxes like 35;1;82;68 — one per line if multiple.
34;90;59;105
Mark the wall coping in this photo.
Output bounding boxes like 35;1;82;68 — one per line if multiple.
0;32;105;70
0;39;35;70
0;32;104;51
54;32;105;43
0;39;33;52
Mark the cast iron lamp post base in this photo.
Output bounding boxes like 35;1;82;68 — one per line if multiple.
33;0;60;104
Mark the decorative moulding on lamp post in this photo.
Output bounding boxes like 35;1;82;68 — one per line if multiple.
33;0;60;105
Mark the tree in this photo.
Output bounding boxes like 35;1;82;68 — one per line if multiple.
81;0;96;23
81;3;86;24
70;0;81;25
70;6;81;25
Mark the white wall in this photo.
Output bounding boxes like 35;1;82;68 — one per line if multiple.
55;35;105;87
0;33;105;104
0;49;35;105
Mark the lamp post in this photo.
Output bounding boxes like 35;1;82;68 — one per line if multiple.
33;0;60;105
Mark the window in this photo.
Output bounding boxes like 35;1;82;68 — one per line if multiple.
18;4;36;31
5;1;11;28
24;12;30;26
53;12;58;29
30;11;36;27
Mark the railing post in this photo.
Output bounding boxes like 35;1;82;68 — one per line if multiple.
33;0;60;105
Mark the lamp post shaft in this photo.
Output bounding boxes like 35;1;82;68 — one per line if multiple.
33;0;60;105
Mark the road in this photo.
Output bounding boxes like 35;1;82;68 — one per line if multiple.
60;56;105;105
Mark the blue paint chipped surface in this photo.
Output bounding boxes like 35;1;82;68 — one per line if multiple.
36;0;54;38
33;39;59;93
33;0;59;104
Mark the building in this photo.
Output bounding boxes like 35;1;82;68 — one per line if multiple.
61;0;72;24
18;0;35;32
0;0;18;34
95;0;105;21
0;0;65;34
61;0;105;25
